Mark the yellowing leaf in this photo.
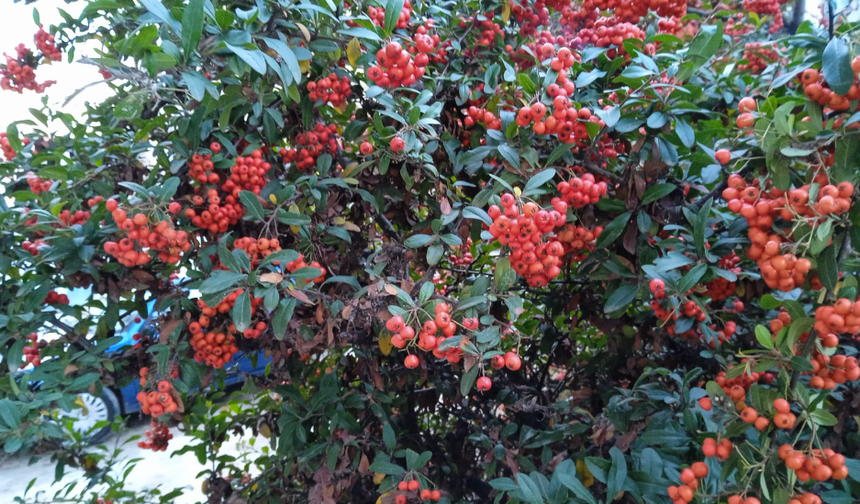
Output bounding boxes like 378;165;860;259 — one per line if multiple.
347;37;361;67
513;187;522;198
343;221;361;232
334;217;346;225
296;22;311;42
289;203;301;234
259;423;272;438
260;272;283;284
502;2;511;23
269;194;277;204
373;473;386;485
577;459;595;488
378;332;393;356
299;59;311;74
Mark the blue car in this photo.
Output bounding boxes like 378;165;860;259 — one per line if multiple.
66;300;270;443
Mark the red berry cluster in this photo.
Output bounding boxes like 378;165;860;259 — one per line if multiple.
307;73;351;107
87;195;105;208
701;436;733;460
778;440;849;481
136;372;179;417
510;0;550;37
742;0;785;33
104;200;191;266
738;42;782;73
280;124;340;172
26;171;51;194
359;141;374;156
223;149;272;196
556;173;609;208
194;288;266;339
666;462;708;504
188;151;217;185
22;238;46;256
138;420;172;451
43;290;69;305
462;12;503;50
447;238;473;266
571;16;651;58
800;64;860;112
185;188;245;234
463;106;502;130
1;44;55;93
705;253;742;301
2;133;29;160
394;479;442;503
367;40;428;88
21;332;41;368
714;365;774;404
487;194;567;287
368;0;412;30
34;25;61;62
413;22;448;64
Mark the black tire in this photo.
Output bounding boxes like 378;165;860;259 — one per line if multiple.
67;388;120;444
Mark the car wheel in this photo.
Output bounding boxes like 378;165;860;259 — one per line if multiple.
65;388;120;444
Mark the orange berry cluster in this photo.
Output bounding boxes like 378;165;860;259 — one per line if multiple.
726;497;762;504
367;40;428;89
34;25;61;62
813;297;860;339
701;437;733;460
105;201;191;266
667;462;708;504
231;236;282;269
58;209;90;227
778;442;849;482
1;44;55;93
487;193;567;287
557;173;609;208
787;494;822;504
307;73;352;107
43;290;69;305
26;171;51;194
800;62;860;112
395;479;442;502
222;149;272;196
280;124;340;172
739;405;771;431
771;398;798;429
189;321;239;368
705;253;741;301
21;332;40;368
2;133;29;160
367;0;411;30
555;224;602;261
86;195;105;208
136;376;179;417
185;188;244;234
715;366;773;404
138;420;172;451
574;17;650;58
738;42;781;73
806;352;860;389
285;253;327;284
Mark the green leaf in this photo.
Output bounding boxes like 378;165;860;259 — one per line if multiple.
523;169;556;196
240;191;266;220
641;183;677;205
555;459;597;504
595;212;631;249
338;27;381;41
460;364;480;396
383;423;396;450
261;37;301;84
272;298;297;339
819;243;838;292
606;447;628;501
309;39;339;53
497;143;520;169
200;270;246;294
383;0;404;35
404;234;433;248
427;244;443;265
605;284;637;315
369;458;405;475
232;291;252;332
675;119;695;148
545;143;574;167
226;43;268;74
0;399;21;429
181;71;219;101
677;264;707;293
694;197;713;257
277;211;311;226
115;92;147;120
686;22;723;72
832;136;860;183
755;324;774;350
822;37;854;95
181;0;205;57
810;409;838;427
462;206;493;226
517;73;536;96
515;474;543;504
760;294;781;309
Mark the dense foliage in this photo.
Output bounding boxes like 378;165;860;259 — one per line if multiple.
2;1;860;504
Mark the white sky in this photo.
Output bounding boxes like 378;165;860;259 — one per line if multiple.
0;1;836;133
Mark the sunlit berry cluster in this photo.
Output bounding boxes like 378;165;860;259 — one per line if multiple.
104;200;191;266
367;41;428;88
280;124;340;172
189;321;239;368
223;149;272;196
34;25;61;62
805;351;860;389
778;438;849;481
1;43;55;93
232;236;283;269
136;372;179;417
555;224;601;261
185;188;245;234
800;64;860;112
557;173;608;208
